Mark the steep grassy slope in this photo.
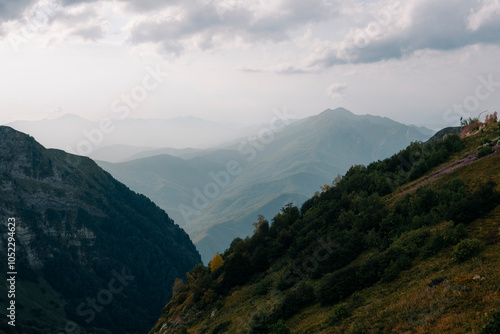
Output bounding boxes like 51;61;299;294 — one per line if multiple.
150;119;500;334
0;126;201;334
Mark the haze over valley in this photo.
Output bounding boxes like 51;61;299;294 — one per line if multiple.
95;108;433;263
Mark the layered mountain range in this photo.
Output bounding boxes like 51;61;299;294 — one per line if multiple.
97;108;433;263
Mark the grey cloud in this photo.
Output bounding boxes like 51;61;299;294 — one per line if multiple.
310;0;500;67
60;0;178;12
71;24;104;41
237;66;263;73
0;0;38;20
1;0;338;54
126;0;339;54
0;0;172;23
275;65;309;75
120;0;179;13
236;64;310;75
50;4;97;24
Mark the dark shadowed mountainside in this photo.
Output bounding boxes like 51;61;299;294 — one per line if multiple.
0;126;201;334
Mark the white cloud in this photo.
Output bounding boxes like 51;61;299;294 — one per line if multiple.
326;82;347;100
467;0;500;31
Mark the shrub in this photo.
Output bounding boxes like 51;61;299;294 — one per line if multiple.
481;138;492;145
254;280;273;296
421;221;470;259
329;304;350;324
442;222;469;245
428;277;446;287
319;267;358;305
202;289;217;305
391;227;430;257
274;283;315;319
356;254;386;288
276;271;296;291
210;253;224;272
481;310;500;334
347;291;364;309
223;252;254;289
268;320;290;334
249;309;273;333
212;321;231;334
380;254;412;283
454;238;481;261
447;182;499;224
477;147;494;159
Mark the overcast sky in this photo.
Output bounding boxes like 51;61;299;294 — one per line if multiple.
1;0;499;128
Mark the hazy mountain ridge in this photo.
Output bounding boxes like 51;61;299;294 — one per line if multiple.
97;153;232;228
6;114;266;154
100;108;433;263
0;126;201;334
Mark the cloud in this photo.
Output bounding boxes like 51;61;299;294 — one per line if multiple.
235;64;311;75
49;2;99;25
3;0;499;69
62;0;183;12
48;2;109;42
326;82;347;99
0;0;39;20
0;0;173;22
275;65;309;75
124;0;339;55
467;0;500;31
308;0;500;68
236;66;263;73
71;23;105;41
0;0;110;47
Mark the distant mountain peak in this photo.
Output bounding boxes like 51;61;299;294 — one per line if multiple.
56;113;87;120
169;115;209;123
42;113;89;122
322;107;354;116
315;108;357;122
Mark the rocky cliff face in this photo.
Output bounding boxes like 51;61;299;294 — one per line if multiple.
0;126;201;334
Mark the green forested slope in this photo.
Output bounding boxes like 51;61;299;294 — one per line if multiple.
150;118;500;334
